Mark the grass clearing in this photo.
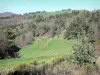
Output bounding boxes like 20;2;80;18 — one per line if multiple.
35;11;72;17
0;38;73;69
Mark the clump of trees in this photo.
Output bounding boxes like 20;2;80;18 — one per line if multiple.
0;29;20;59
72;27;96;65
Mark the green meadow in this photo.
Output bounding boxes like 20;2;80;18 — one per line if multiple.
0;38;73;69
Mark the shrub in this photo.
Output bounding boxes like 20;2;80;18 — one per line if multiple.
31;59;39;66
52;56;65;65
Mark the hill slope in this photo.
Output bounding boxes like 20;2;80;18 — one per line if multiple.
0;38;72;69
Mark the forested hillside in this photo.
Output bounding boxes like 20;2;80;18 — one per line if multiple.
0;9;100;75
0;9;100;59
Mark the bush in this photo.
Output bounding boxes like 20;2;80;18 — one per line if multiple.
31;59;39;66
52;56;65;65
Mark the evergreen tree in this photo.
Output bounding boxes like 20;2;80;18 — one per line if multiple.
72;27;96;66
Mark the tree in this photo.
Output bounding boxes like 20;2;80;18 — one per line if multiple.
6;28;16;45
0;31;8;59
72;28;96;66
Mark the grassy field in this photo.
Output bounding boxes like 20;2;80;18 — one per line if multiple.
27;10;72;18
0;38;73;69
36;11;71;16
